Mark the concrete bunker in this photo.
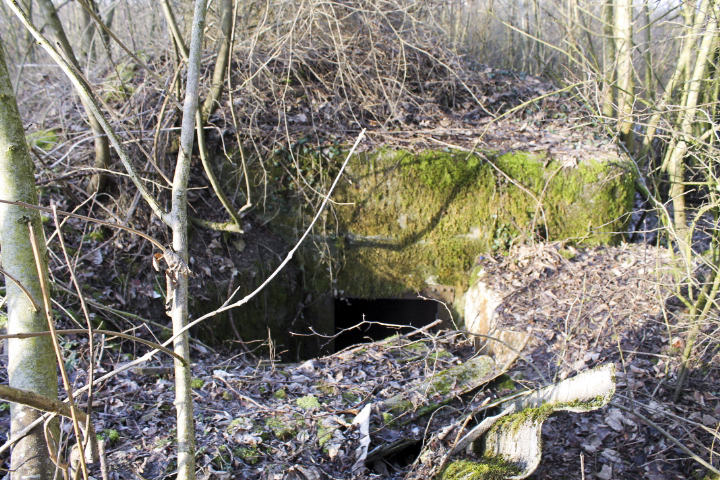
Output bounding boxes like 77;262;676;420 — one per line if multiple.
198;147;635;358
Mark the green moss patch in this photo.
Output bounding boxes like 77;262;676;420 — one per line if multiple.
235;446;261;465
440;458;521;480
342;391;361;404
26;129;58;151
328;148;633;298
296;395;321;410
317;420;337;448
100;428;120;445
265;416;298;440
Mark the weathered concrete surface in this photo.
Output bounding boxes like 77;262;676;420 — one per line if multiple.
206;146;633;354
468;363;616;479
327;148;633;300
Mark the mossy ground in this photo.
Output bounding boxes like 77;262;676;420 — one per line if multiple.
296;395;321;410
265;416;298;440
234;446;261;465
26;129;58;151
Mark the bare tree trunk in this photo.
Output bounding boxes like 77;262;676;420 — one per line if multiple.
21;0;35;62
664;1;717;252
202;0;233;119
35;0;110;194
578;0;599;72
75;0;117;65
0;35;58;480
161;0;190;59
640;2;700;160
520;0;530;72
78;0;99;66
641;1;654;100
7;1;207;478
169;1;208;478
566;0;579;71
532;0;544;74
163;0;242;232
102;3;116;48
614;0;635;152
602;0;616;119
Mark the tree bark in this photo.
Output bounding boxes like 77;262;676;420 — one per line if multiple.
161;0;189;59
168;0;243;232
640;3;700;158
35;0;110;194
532;0;544;74
0;35;58;480
641;1;654;100
664;1;717;254
78;0;99;66
202;0;233;118
601;0;616;119
20;0;35;62
614;0;635;152
169;1;208;478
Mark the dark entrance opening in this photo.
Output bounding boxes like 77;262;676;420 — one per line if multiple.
334;298;438;352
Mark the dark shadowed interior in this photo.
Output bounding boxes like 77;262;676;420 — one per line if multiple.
334;298;438;352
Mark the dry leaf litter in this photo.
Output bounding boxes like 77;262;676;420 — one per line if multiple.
3;243;718;479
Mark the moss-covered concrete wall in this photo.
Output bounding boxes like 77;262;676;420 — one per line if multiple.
209;146;632;355
327;148;633;299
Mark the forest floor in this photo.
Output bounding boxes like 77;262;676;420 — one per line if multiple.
2;241;719;480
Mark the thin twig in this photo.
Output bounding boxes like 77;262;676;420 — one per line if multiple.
226;270;258;360
0;384;89;423
0;199;165;251
52;204;98;458
226;0;252;215
75;0;182;109
53;281;216;353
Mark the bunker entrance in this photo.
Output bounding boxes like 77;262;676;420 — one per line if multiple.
334;298;438;352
